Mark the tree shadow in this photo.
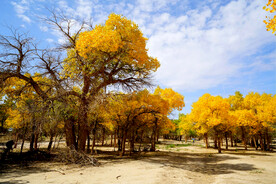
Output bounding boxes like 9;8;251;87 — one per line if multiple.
94;150;259;175
221;148;273;156
0;151;54;180
0;180;30;184
141;151;257;175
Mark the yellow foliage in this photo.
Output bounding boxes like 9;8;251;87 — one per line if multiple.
190;94;230;134
179;114;194;135
5;108;30;129
154;86;185;113
62;13;160;81
264;0;276;35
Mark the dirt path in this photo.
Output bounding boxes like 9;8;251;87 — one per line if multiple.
1;142;275;184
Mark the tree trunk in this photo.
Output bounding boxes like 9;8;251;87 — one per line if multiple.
214;135;218;149
114;131;117;150
52;134;58;149
215;130;221;153
110;134;113;147
204;133;208;148
48;134;54;151
120;130;127;156
64;118;76;149
150;119;158;151
260;133;264;151
56;133;63;149
263;134;267;151
265;128;270;151
129;129;135;155
20;126;28;154
230;133;233;147
241;127;247;150
156;130;159;142
91;127;96;154
14;133;19;148
30;124;36;151
253;136;258;150
20;138;25;155
218;136;222;153
102;127;105;146
87;132;91;153
77;98;88;151
225;132;228;150
34;133;39;150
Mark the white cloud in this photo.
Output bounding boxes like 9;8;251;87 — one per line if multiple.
11;0;31;23
46;38;54;43
36;0;275;92
76;0;92;19
144;0;275;91
39;25;48;32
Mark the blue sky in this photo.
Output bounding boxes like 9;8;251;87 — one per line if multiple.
0;0;275;117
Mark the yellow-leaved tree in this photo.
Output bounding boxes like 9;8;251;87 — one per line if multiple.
190;94;230;153
0;12;160;152
63;13;160;151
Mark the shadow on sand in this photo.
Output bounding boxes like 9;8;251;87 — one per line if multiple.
96;150;259;175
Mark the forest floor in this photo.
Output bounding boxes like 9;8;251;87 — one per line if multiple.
0;139;275;184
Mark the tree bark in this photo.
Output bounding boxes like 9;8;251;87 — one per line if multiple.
77;98;88;151
64;118;76;149
218;137;222;153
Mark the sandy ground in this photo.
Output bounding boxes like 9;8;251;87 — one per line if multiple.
1;140;276;184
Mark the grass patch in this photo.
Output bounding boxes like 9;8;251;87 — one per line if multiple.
165;144;176;149
175;143;192;147
165;144;192;149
